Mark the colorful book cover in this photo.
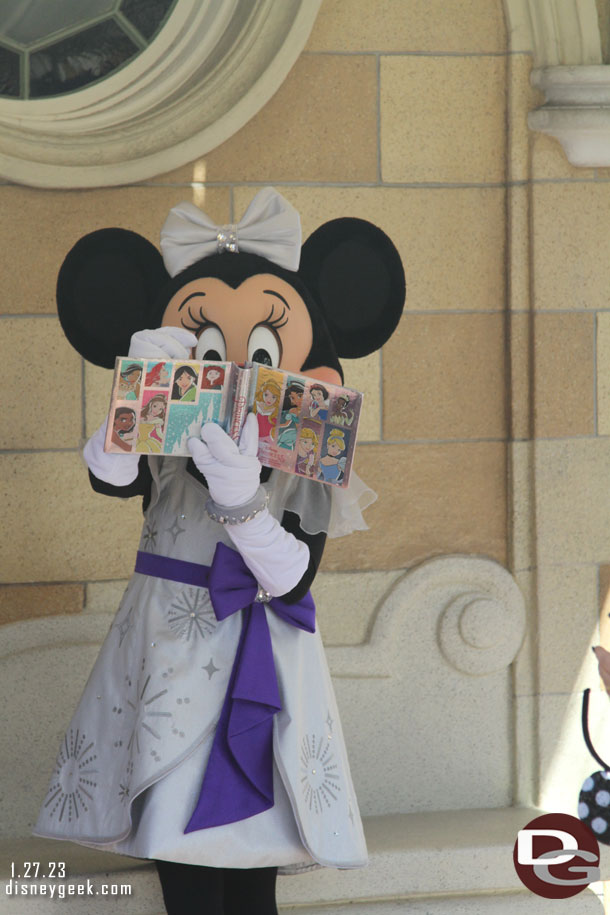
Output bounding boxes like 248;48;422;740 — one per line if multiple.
104;358;362;488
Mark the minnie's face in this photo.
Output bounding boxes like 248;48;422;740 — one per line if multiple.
161;274;340;383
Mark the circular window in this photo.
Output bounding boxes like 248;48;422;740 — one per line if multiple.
0;0;177;100
0;0;322;188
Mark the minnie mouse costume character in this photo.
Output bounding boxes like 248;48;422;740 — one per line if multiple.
34;189;405;915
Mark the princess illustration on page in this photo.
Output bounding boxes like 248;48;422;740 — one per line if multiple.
137;393;168;453
110;407;137;451
253;377;281;441
318;427;349;484
295;424;321;478
201;365;226;391
171;364;199;401
118;362;142;400
275;380;304;451
307;383;329;421
146;361;171;388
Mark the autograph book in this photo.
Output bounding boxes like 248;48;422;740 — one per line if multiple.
104;357;362;488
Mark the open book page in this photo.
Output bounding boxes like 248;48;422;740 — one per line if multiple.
104;358;362;488
104;358;236;456
247;365;362;488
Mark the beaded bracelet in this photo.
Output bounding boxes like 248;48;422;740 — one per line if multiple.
205;486;269;525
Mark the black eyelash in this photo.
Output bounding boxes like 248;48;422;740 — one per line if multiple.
181;303;210;333
263;304;288;330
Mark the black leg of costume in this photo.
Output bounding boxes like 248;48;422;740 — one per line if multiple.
222;867;279;915
155;860;224;914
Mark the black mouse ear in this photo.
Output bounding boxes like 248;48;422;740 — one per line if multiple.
57;228;170;368
298;217;405;359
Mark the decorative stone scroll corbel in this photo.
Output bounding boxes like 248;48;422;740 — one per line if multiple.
504;0;610;166
327;554;526;679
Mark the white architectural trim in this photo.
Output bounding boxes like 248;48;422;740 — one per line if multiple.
529;65;610;166
503;0;610;166
503;0;602;64
0;0;322;188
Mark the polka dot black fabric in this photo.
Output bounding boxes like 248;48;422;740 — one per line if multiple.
578;770;610;844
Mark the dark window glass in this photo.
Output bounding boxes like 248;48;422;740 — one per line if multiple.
0;44;20;97
29;20;138;99
120;0;175;41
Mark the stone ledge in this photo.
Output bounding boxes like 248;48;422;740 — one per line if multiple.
1;807;590;914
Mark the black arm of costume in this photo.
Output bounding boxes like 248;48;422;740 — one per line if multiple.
88;458;153;511
279;509;327;603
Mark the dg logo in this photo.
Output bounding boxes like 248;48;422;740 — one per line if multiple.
513;812;600;899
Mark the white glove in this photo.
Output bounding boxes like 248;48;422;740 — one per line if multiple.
187;414;261;508
226;509;310;597
83;418;140;486
188;415;309;596
128;326;197;360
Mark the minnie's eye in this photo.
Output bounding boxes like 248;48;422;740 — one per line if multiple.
195;326;226;361
248;326;281;367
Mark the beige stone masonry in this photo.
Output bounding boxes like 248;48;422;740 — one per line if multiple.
536;564;599;694
381;56;506;184
508;55;538;183
164;55;378;185
534;438;610;565
598;565;610;691
323;442;507;571
507;185;531;314
509;313;532;440
0;583;83;624
0;186;230;316
1;453;143;583
383;313;506;441
236;185;506;312
533;312;595;437
1;317;82;450
533;181;610;310
84;580;130;615
340;353;380;442
597;311;610;435
312;569;403;645
85;363;115;439
307;0;506;53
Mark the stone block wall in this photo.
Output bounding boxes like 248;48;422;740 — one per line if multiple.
0;0;510;649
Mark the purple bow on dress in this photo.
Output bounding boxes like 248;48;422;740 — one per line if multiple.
184;541;315;832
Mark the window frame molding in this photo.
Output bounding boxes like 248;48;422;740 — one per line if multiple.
0;0;322;188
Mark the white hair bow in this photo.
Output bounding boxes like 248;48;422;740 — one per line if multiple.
160;186;302;277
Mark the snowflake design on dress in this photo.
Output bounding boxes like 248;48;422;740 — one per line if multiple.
125;658;172;756
114;605;135;647
44;728;98;822
300;733;341;814
167;587;217;641
142;522;158;551
118;759;134;804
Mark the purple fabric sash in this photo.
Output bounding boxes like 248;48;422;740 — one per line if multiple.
134;543;315;831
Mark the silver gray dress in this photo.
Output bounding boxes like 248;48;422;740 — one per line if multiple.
33;456;368;873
